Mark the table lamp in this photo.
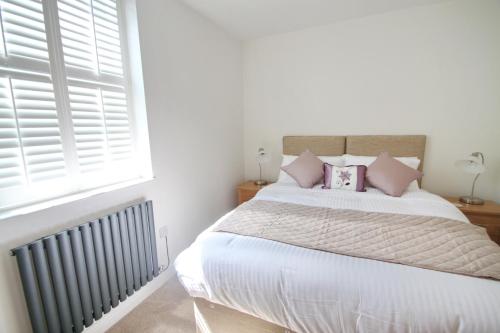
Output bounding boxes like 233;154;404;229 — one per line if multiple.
255;147;270;186
454;152;486;205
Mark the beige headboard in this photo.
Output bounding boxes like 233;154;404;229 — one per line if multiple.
283;136;345;156
283;135;427;183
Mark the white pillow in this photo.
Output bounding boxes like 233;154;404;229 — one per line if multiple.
278;154;345;184
343;154;421;191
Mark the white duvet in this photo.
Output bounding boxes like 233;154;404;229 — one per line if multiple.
175;184;500;333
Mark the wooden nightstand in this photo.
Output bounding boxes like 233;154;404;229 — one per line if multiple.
444;196;500;245
237;181;271;205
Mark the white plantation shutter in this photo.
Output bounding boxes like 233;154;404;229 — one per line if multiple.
58;0;125;79
93;0;124;77
57;0;97;71
101;88;132;160
68;85;132;174
0;0;64;191
68;85;107;173
58;0;124;77
10;77;66;182
0;77;24;188
58;0;133;177
0;0;142;211
0;0;50;63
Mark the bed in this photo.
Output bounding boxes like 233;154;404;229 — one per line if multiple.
175;135;500;333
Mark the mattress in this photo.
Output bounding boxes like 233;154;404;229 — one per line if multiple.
175;184;500;333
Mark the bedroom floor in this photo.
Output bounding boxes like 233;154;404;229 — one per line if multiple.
108;277;196;333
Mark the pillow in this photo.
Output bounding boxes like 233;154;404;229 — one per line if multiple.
278;155;345;184
280;150;324;188
366;152;423;197
343;154;420;169
343;154;421;191
322;164;367;192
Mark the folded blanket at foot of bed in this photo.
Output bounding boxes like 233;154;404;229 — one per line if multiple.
214;200;500;280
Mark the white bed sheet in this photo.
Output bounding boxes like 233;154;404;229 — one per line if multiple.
175;184;500;333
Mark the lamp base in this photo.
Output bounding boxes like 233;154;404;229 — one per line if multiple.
459;196;484;205
254;180;268;186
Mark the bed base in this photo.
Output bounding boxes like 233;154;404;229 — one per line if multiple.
193;298;293;333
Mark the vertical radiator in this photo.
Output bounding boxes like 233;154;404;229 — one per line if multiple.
11;201;160;333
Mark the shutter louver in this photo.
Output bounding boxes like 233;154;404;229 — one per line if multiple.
58;0;97;71
69;85;132;173
68;85;106;173
0;8;5;56
0;0;49;62
0;77;24;188
58;0;125;77
102;88;131;161
93;0;124;77
13;78;65;182
0;76;65;189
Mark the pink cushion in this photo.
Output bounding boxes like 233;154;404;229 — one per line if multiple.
281;150;324;188
366;152;423;197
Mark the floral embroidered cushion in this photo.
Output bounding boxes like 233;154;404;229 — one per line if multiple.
322;164;367;192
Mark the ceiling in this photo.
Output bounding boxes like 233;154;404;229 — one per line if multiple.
181;0;451;40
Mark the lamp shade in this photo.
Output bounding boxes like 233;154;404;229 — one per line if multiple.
256;147;270;164
455;154;486;174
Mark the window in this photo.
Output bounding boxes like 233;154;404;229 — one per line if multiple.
0;0;151;212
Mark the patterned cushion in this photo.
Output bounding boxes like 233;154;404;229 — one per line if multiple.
322;164;367;192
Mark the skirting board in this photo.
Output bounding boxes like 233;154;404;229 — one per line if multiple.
193;298;294;333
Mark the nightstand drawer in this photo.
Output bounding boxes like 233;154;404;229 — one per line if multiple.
443;196;500;246
237;181;272;205
466;214;500;245
238;189;259;205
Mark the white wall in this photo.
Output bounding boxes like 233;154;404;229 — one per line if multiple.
244;0;500;201
0;0;243;332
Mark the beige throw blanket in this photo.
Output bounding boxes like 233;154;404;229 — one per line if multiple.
214;200;500;280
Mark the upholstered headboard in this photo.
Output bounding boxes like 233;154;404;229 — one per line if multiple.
345;135;426;173
283;136;345;156
283;135;427;180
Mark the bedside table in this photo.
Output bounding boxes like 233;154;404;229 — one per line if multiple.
444;196;500;245
237;181;271;205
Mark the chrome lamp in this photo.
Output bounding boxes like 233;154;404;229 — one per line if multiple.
454;152;486;205
255;147;270;186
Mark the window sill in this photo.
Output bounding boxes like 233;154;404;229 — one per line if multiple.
0;177;155;221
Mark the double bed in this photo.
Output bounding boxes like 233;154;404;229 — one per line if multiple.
175;136;500;333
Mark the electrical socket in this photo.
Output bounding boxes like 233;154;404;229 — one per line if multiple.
159;225;168;238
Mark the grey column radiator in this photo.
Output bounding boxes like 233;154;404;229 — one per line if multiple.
11;201;160;333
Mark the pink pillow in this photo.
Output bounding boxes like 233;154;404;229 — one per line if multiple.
281;150;324;188
366;152;423;197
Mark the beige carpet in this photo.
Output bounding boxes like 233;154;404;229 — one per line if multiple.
108;277;196;333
